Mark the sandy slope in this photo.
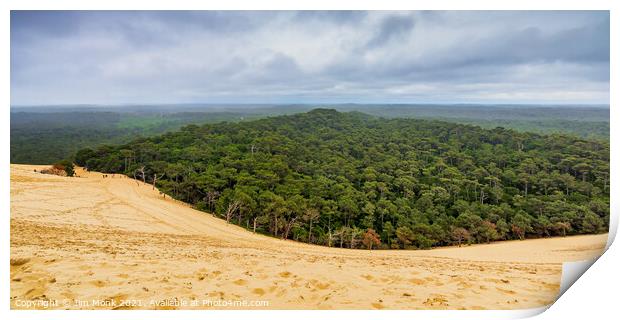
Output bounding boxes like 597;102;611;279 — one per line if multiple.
10;164;608;310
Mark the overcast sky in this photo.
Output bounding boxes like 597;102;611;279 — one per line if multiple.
11;11;609;105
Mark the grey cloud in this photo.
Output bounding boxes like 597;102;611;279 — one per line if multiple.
323;12;609;85
365;14;415;49
11;11;82;41
10;11;609;105
294;10;368;24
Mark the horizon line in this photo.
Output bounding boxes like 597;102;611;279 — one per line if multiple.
10;102;611;108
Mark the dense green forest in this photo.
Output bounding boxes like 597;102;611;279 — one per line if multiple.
11;104;609;164
74;109;609;249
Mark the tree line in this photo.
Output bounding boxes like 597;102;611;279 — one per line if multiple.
74;109;609;249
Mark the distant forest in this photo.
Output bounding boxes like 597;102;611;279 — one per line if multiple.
10;104;609;164
10;111;265;164
74;109;610;249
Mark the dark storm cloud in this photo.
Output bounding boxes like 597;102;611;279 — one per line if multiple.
10;11;609;105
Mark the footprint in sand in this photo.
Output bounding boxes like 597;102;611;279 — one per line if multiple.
233;279;247;285
422;295;449;308
361;274;374;281
408;278;426;285
496;287;517;295
10;257;31;267
485;278;511;284
278;271;292;278
274;287;288;297
23;286;47;300
251;288;266;296
208;291;225;299
310;279;330;290
91;280;107;288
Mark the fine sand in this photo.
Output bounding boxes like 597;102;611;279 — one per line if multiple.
10;164;608;310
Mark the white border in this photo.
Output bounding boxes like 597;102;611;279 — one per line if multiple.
2;1;617;320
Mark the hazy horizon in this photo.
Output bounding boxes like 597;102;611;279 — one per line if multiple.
9;102;612;108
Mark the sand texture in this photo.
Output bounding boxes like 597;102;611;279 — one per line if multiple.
10;164;608;310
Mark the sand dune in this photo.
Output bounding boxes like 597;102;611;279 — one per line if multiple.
10;164;608;310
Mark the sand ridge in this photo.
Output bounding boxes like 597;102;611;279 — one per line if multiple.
10;164;608;309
